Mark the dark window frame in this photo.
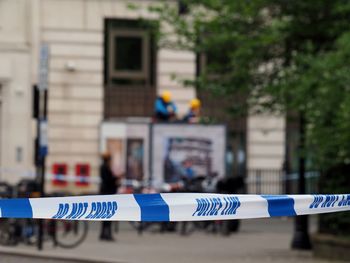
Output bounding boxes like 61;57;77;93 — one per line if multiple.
104;18;158;118
108;29;150;81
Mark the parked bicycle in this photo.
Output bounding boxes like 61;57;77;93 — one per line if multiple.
179;175;242;236
0;180;88;249
0;217;88;248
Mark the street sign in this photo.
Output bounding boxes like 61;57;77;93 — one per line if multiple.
38;44;49;91
37;44;50;251
39;118;48;157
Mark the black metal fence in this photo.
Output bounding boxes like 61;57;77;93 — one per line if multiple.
246;169;319;194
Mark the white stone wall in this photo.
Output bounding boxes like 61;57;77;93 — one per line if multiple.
0;0;30;45
0;0;33;184
41;0;103;193
0;0;287;193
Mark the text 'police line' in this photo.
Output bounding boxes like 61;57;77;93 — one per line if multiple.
192;197;240;217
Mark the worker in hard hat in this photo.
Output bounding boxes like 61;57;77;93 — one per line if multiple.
183;98;201;123
154;90;178;122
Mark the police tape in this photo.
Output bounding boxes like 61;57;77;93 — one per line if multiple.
0;193;349;221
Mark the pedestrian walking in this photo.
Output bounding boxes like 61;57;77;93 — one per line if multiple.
99;152;120;241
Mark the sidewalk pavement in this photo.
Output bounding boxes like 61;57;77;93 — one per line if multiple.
0;218;345;263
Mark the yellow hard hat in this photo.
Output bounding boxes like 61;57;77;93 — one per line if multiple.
190;98;201;109
161;91;172;103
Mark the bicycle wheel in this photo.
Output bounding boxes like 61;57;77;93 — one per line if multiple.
0;219;18;246
54;220;88;249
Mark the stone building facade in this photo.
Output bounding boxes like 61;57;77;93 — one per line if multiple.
0;0;285;194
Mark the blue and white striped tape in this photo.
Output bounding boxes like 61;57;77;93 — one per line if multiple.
0;193;349;221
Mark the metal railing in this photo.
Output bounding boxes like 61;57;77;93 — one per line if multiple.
246;169;320;195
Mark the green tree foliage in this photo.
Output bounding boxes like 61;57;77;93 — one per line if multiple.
150;0;350;235
151;0;350;168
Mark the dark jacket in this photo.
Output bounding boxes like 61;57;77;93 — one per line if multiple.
99;163;117;195
183;110;196;123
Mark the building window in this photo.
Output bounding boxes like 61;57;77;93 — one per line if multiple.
109;30;149;80
104;19;157;118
